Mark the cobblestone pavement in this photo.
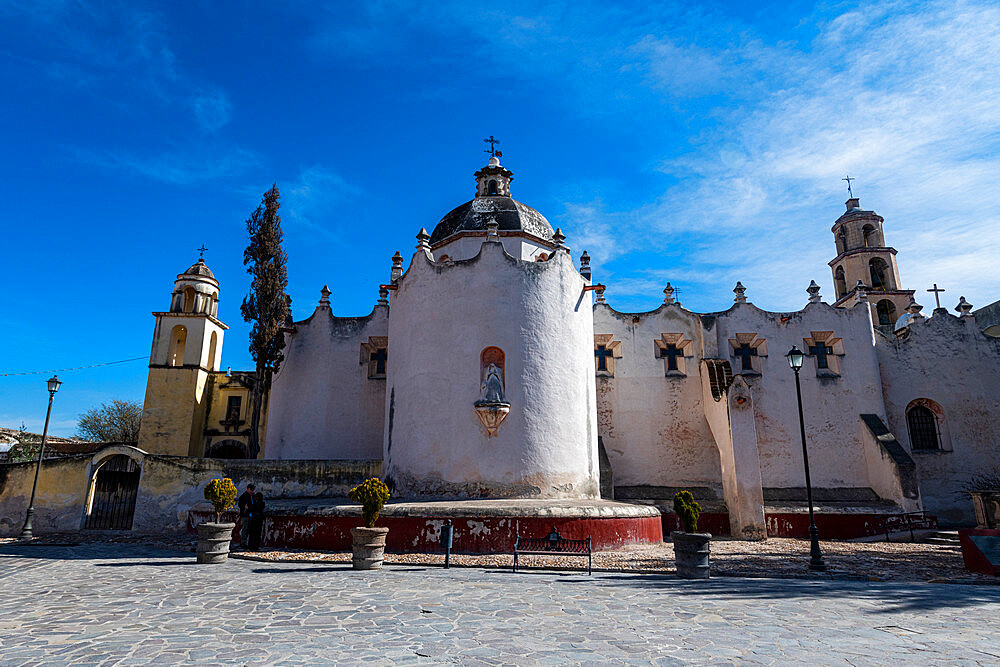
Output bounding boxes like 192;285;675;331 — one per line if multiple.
1;543;999;665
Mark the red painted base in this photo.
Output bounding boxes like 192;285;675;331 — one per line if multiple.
191;511;664;553
662;511;918;540
958;528;1000;576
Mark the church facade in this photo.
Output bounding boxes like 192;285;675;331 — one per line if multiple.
138;156;1000;531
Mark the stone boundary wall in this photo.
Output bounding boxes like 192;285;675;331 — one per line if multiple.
0;445;381;536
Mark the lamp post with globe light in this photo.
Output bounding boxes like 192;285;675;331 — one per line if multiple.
19;375;62;540
784;347;826;572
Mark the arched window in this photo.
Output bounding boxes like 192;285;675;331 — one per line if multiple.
875;299;896;326
869;258;890;291
210;292;219;316
487;179;498;195
834;266;847;298
183;286;196;312
906;403;940;450
207;331;218;370
836;229;847;254
168;325;187;367
862;224;877;247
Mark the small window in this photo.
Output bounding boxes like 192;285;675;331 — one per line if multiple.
487;179;498;195
907;405;940;450
168;325;187;367
226;396;242;423
834;266;847;299
183;286;196;312
869;258;890;291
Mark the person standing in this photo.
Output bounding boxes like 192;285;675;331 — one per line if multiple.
248;490;266;552
237;483;255;549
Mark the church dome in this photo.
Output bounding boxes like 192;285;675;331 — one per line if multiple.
429;155;554;245
182;258;215;279
430;197;554;245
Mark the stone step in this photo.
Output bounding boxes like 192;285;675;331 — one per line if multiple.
921;531;960;545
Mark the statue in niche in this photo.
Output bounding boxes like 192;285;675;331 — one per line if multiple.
477;363;506;405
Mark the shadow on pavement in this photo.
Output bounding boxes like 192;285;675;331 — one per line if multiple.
562;573;1000;614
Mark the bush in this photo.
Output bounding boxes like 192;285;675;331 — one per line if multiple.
673;490;701;533
204;478;238;523
349;478;390;528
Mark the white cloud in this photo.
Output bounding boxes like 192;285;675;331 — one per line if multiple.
281;165;360;242
75;145;261;185
559;1;1000;313
193;91;233;132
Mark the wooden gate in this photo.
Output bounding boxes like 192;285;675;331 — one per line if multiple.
84;455;141;530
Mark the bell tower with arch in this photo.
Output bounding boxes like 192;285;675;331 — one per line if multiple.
137;257;229;456
828;197;914;329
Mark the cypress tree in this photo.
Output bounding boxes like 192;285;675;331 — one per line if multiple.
241;184;290;459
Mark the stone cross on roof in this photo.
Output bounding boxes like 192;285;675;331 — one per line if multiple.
927;283;946;309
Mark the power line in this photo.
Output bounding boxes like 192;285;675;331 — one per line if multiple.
1;356;149;377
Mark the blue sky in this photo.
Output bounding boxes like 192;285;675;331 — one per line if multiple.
2;0;999;436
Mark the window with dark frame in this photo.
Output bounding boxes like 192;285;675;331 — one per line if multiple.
226;395;242;423
907;405;940;450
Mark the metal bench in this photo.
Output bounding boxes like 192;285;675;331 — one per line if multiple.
881;511;937;542
513;527;592;575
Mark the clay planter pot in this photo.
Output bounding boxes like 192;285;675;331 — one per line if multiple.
351;527;390;570
196;522;236;564
971;492;1000;529
671;531;711;579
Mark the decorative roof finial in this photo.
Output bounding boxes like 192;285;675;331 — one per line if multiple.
579;251;591;280
955;296;973;317
319;285;331;306
595;285;606;304
807;280;822;304
377;285;389;307
907;296;925;322
391;251;403;281
553;227;568;252
416;228;431;251
486;218;500;241
733;281;747;303
663;283;676;305
854;280;869;302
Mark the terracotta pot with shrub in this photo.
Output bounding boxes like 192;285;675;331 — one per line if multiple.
197;478;238;564
671;490;711;579
349;478;391;570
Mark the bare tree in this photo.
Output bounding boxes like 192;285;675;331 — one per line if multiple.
241;184;290;459
77;400;143;442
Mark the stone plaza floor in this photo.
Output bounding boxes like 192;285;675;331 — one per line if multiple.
1;543;999;665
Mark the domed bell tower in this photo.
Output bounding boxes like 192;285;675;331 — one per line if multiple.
137;257;228;456
828;197;914;329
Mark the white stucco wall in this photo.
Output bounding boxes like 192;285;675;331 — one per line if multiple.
878;312;1000;525
265;304;388;460
710;301;885;493
385;239;599;499
592;303;722;497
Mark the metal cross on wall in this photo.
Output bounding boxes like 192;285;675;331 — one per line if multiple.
483;135;501;157
660;344;684;371
197;244;208;259
733;343;758;371
808;342;834;369
927;283;946;309
843;175;855;198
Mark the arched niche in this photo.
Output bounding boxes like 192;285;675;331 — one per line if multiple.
168;325;187;367
875;299;896;326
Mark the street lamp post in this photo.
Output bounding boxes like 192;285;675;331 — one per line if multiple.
784;347;826;572
19;375;62;541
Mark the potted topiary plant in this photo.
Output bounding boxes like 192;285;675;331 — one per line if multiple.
348;477;391;570
671;490;711;579
197;477;238;564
